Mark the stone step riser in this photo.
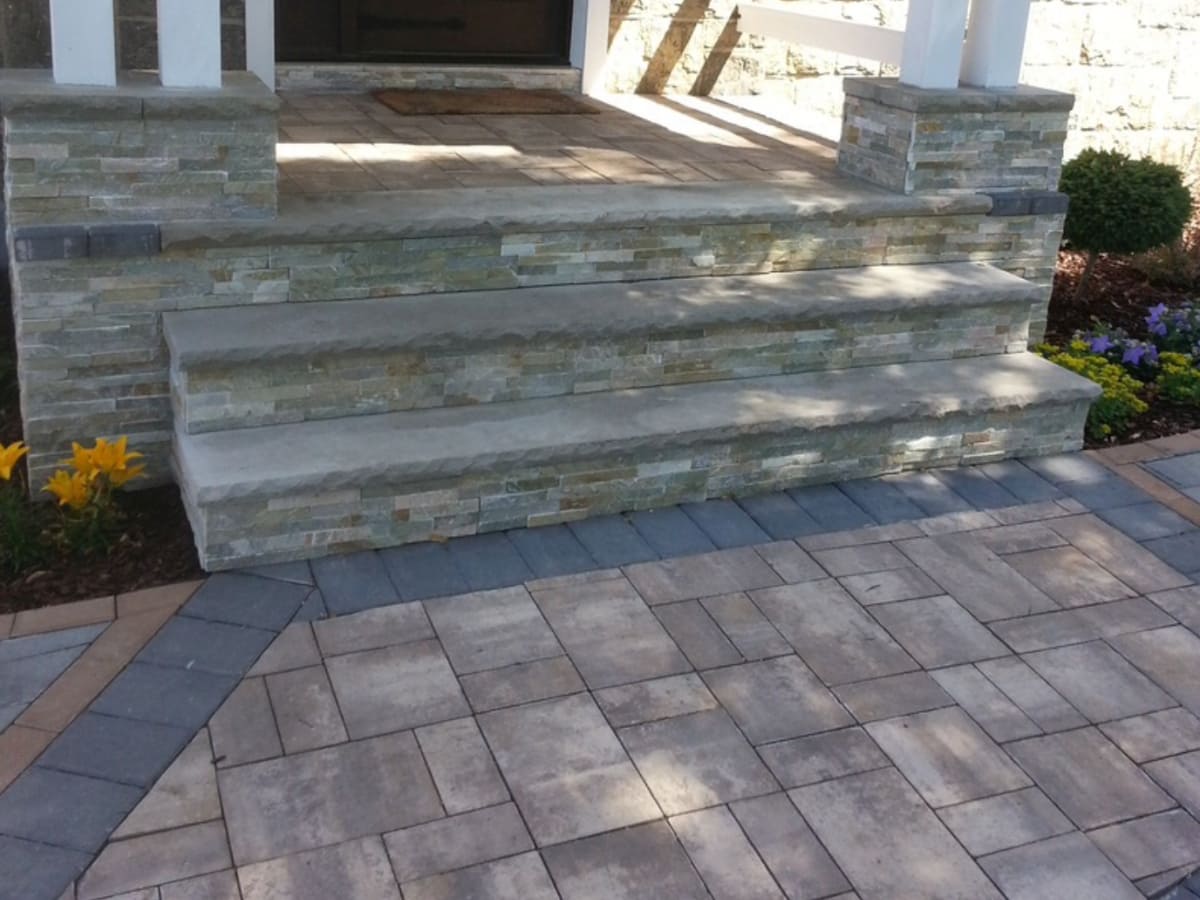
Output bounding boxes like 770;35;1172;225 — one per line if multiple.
181;393;1092;571
172;297;1032;434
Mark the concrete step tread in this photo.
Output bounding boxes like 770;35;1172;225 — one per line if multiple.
158;178;991;250
164;262;1034;366
176;353;1099;504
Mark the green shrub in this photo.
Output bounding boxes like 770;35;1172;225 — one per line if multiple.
1038;341;1149;442
1155;352;1200;406
1059;149;1193;298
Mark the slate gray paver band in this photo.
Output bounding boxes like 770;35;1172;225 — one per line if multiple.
14;453;1200;900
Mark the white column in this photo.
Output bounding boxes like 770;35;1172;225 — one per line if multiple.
899;0;969;90
157;0;222;89
960;0;1032;88
245;0;277;91
50;0;117;87
571;0;611;95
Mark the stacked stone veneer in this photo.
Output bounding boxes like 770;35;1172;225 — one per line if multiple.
838;79;1074;196
189;396;1093;570
7;196;1064;486
172;296;1032;434
2;71;277;226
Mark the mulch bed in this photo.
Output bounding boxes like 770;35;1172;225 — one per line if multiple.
0;283;202;615
1046;235;1200;447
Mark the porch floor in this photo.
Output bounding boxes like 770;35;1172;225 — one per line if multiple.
276;92;839;195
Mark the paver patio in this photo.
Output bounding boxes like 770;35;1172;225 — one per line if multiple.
6;447;1200;899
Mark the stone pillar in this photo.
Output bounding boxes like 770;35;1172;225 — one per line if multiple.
0;69;278;485
1;70;277;227
837;78;1075;196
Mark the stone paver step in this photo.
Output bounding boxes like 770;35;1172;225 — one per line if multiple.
175;352;1099;569
165;262;1035;433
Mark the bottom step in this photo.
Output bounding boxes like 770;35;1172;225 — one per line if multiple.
176;353;1099;570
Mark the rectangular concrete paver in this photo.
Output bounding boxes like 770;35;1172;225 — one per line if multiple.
670;806;783;900
1045;515;1191;594
1006;728;1174;829
403;852;558;900
929;665;1042;742
809;543;910;577
757;727;889;789
699;593;791;661
975;657;1088;733
532;577;690;689
208;679;281;768
1099;707;1200;762
248;623;321;676
753;541;826;584
1110;626;1200;715
414;717;509;814
384;803;533;884
730;792;850;899
325;638;470;738
1022;641;1176;722
791;768;1002;899
265;665;348;754
702;655;852;744
618;709;778;815
594;673;718;728
1005;546;1136;608
458;655;584;712
424;586;562;675
542;821;710;900
625;548;782;605
837;567;942;606
866;707;1031;807
237;836;401;900
936;786;1073;857
112;731;220;839
478;693;659;846
1088;809;1200;881
751;580;916;685
312;602;433;657
833;671;955;723
217;731;444;865
979;832;1140;900
989;597;1174;654
1143;750;1200;818
870;595;1009;668
896;533;1058;622
159;869;240;900
653;600;742;669
78;821;232;900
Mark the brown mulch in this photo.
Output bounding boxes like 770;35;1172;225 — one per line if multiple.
1047;232;1200;447
0;282;202;615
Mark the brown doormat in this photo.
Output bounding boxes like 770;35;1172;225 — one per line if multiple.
374;88;600;116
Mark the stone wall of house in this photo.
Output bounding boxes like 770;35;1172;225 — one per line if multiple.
605;0;1200;180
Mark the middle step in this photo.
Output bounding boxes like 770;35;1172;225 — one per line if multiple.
165;261;1034;434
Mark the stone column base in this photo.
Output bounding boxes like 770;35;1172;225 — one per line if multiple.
837;77;1075;196
0;69;278;226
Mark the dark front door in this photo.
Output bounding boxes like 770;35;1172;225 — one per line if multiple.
277;0;573;64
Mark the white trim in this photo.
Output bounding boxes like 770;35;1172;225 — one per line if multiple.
899;0;969;89
157;0;222;88
961;0;1031;88
571;0;610;95
736;3;905;67
50;0;117;87
245;0;276;91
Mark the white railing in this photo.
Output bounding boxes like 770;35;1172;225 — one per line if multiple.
736;0;1032;90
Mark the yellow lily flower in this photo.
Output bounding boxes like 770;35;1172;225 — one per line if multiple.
89;436;144;478
65;441;98;479
0;442;28;481
43;470;92;510
108;464;147;488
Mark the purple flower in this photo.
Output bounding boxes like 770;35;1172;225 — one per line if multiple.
1124;345;1149;366
1147;303;1168;323
1089;335;1115;354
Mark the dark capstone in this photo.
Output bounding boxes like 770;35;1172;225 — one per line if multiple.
981;190;1070;218
12;224;87;262
88;222;161;258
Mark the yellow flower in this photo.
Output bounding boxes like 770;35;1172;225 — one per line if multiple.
43;470;92;510
65;442;98;480
89;436;144;479
0;442;28;481
108;464;146;488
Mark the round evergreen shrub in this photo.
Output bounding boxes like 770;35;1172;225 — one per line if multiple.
1059;149;1193;298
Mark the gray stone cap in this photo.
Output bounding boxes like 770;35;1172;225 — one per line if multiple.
159;179;992;249
843;77;1075;113
176;352;1101;504
164;262;1036;366
0;70;279;119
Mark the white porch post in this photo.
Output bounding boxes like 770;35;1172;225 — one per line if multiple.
157;0;223;89
49;0;117;87
899;0;969;90
571;0;611;96
245;0;277;91
960;0;1032;88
